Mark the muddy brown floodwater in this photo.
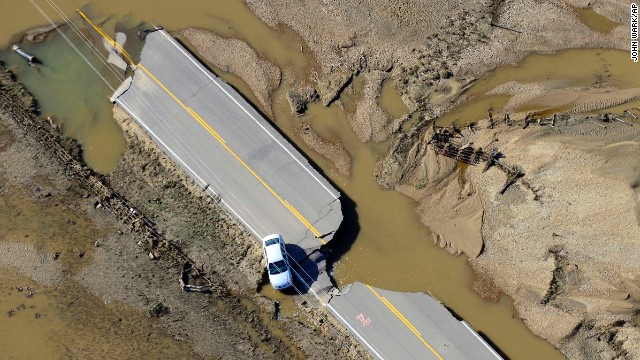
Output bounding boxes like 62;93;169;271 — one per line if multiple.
569;5;621;34
437;48;640;126
0;1;587;359
378;79;410;120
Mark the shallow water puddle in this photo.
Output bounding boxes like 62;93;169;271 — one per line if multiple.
470;49;640;94
569;5;621;34
437;48;640;125
0;30;126;174
436;93;511;126
0;269;63;359
378;79;410;119
0;268;199;359
0;180;100;274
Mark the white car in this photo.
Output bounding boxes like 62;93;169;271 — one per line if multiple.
262;234;293;290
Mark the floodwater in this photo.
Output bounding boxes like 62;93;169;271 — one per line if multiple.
0;1;602;359
437;48;640;126
570;5;621;34
0;271;199;359
436;93;511;126
378;79;410;119
1;0;314;174
0;34;126;174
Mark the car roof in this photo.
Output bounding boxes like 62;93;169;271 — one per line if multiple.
265;241;285;263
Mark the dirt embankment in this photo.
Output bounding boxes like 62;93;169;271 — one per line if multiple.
0;65;368;359
377;111;640;359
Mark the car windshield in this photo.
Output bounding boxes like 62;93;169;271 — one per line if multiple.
264;238;279;247
268;260;288;275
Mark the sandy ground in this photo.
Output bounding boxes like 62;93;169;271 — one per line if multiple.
465;119;640;359
0;70;206;359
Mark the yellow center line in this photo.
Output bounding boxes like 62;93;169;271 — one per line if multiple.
381;296;421;335
366;285;444;360
78;10;136;66
77;10;324;243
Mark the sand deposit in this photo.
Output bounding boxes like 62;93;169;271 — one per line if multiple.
468;119;640;358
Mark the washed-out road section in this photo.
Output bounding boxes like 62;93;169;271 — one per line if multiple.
111;29;501;360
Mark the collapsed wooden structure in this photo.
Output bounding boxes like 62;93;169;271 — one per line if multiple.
427;126;525;194
429;128;491;165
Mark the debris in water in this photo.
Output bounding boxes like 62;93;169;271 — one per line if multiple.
11;45;38;66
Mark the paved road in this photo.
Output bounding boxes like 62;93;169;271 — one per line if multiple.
329;283;503;359
116;30;341;245
101;25;502;360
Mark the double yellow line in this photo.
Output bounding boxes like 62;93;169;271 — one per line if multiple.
79;12;444;358
77;10;324;243
367;285;444;359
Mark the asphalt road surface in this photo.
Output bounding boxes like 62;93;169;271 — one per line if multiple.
108;28;502;360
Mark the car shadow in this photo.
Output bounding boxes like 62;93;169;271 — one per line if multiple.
285;242;329;295
172;35;363;293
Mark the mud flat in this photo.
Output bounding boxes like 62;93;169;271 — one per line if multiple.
0;65;367;359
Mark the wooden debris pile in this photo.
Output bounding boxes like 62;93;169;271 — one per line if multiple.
428;127;490;165
427;126;525;195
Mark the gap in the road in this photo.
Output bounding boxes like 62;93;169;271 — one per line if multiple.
2;2;564;359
